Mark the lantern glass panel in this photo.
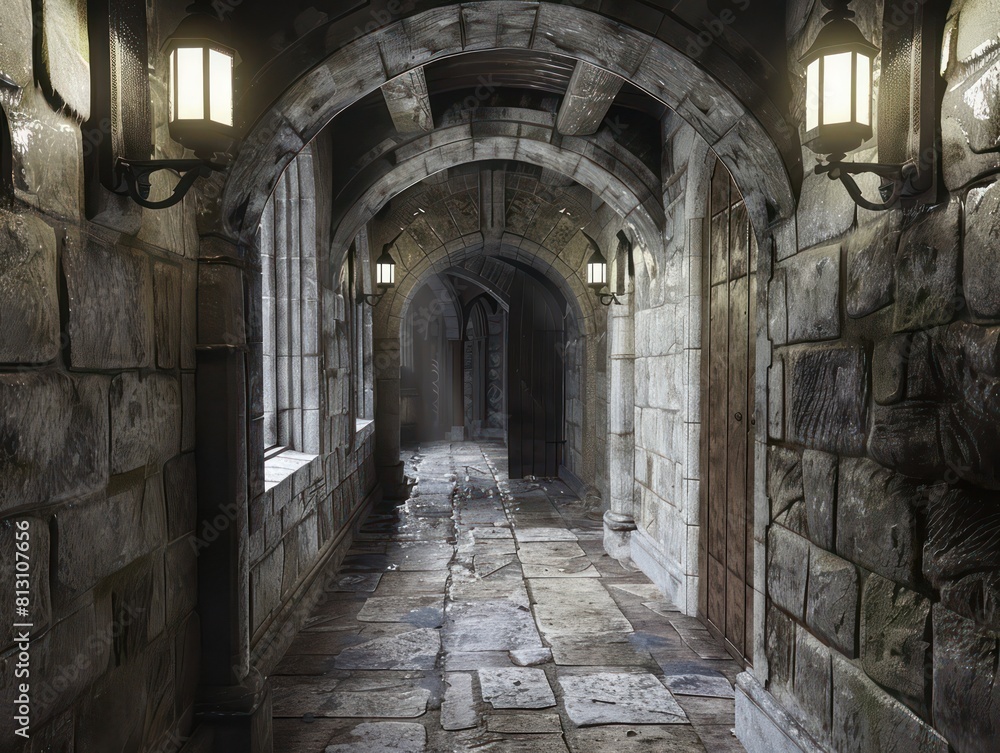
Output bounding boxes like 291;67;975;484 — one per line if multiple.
175;47;204;120
588;261;606;286
209;48;233;126
856;52;871;126
377;262;394;286
806;59;820;131
169;50;176;122
822;51;854;125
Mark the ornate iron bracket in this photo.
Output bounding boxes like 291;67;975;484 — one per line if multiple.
115;158;227;210
815;154;925;212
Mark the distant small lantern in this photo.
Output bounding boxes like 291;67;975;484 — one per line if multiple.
376;246;396;287
800;0;878;157
166;7;239;159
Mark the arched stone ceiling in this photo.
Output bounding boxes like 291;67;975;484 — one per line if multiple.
218;2;798;247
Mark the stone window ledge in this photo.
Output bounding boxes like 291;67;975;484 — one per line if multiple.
264;448;318;492
356;418;374;440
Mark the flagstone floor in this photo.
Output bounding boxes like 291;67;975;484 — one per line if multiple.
271;441;746;752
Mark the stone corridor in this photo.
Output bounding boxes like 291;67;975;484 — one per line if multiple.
271;442;745;752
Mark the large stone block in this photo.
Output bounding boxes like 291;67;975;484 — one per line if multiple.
779;244;840;343
868;402;945;479
785;345;868;455
63;234;154;369
806;549;857;657
964;180;1000;319
801;450;836;550
925;484;1000;630
872;334;910;406
765;599;796;708
0;517;50;647
768;525;810;620
832;653;948;753
37;0;91;120
860;574;931;714
153;260;181;369
846;212;900;318
893;200;961;333
932;605;1000;753
0;371;108;512
164;452;197;543
792;628;832;748
941;2;1000;188
0;212;60;363
52;472;166;605
110;372;181;475
198;263;246;347
837;458;921;586
0;597;112;738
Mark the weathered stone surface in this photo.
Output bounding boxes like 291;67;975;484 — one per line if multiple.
792;628;832;748
197;263;245;347
893;200;961;333
164;453;196;542
0;372;108;512
870;401;949;482
662;672;735;699
479;667;556;709
273;676;431;718
785;345;868;455
556;61;624;137
860;574;930;714
63;235;153;369
528;579;632;641
38;0;91;120
872;334;911;406
0;213;59;363
110;372;181;474
846;213;899;318
0;517;50;646
794;168;856;251
964;180;1000;319
325;722;427;753
924;484;1000;629
801;450;836;550
334;628;440;670
510;647;552;666
487;713;562;734
767;526;810;620
563;725;706;752
558;672;687;726
837;458;920;586
441;672;478;731
356;595;444;627
779;244;840;343
806;549;858;657
153;260;181;369
833;653;948;753
932;605;1000;753
443;599;543;652
767;446;803;522
53;473;165;604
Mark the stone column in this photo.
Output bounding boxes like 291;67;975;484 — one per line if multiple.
374;334;407;498
604;291;637;566
195;239;272;753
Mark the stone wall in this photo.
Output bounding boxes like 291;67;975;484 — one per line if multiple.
627;113;710;615
750;1;1000;751
0;0;199;748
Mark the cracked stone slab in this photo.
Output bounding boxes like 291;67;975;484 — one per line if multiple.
328;573;382;593
375;571;449;595
513;527;579;543
516;541;588;563
487;713;563;734
564;725;706;752
441;672;478;731
273;679;431;719
528;580;633;641
521;562;601;578
444;600;543;652
662;674;735;699
334;628;441;670
357;596;444;627
549;641;656;668
557;672;688;726
324;721;427;752
478;667;556;709
509;647;552;666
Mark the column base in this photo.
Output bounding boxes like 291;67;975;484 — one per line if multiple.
736;672;824;753
377;461;410;500
196;671;273;753
603;511;638;568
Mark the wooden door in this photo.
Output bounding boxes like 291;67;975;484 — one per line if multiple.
700;159;757;665
508;273;564;479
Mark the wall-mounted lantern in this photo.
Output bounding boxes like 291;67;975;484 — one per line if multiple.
116;3;236;210
363;243;398;306
582;232;619;306
801;0;934;211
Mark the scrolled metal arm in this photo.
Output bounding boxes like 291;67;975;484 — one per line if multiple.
115;158;227;210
